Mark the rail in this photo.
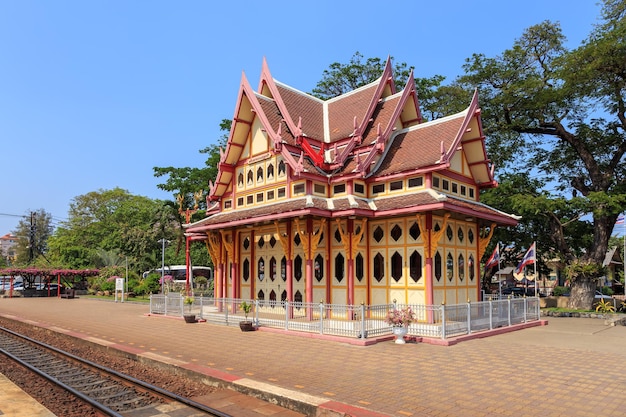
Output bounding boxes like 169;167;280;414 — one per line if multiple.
0;326;231;417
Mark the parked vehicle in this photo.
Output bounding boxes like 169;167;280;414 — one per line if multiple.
36;283;64;291
501;287;537;297
2;282;24;291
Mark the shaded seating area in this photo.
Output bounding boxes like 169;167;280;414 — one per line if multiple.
0;268;99;298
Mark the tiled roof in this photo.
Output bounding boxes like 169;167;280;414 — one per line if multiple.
374;113;466;176
361;95;401;144
256;94;296;145
187;190;517;232
275;82;324;141
327;83;379;142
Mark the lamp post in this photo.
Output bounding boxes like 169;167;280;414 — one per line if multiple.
158;238;169;294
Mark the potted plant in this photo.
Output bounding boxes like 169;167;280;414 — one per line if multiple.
384;305;416;344
183;296;197;323
239;301;255;331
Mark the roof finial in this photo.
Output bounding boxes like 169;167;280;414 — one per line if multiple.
296;116;303;136
440;141;446;156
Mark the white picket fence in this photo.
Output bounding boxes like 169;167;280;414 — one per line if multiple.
149;294;541;340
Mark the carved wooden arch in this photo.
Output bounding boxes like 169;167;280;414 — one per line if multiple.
415;213;451;258
478;223;497;260
335;218;367;260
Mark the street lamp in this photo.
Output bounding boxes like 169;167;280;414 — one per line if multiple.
158;239;170;294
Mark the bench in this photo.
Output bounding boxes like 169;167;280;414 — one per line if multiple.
61;289;75;299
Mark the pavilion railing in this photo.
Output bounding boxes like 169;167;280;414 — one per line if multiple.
149;294;540;340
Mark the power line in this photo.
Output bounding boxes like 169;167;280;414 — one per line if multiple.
0;212;27;218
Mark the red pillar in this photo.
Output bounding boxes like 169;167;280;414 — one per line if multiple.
185;235;191;295
347;219;354;306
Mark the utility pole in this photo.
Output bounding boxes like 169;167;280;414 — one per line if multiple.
28;212;36;263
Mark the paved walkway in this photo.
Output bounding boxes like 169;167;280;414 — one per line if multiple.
1;297;626;416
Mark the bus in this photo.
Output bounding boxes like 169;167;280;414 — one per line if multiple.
143;265;213;290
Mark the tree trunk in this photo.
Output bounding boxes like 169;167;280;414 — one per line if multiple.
568;279;595;311
565;214;613;310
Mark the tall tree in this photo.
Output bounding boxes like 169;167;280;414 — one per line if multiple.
153;119;230;219
311;51;445;118
47;188;177;272
457;0;626;308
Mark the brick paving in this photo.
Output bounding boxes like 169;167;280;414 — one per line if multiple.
1;297;626;416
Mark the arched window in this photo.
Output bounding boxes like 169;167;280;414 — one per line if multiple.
281;256;286;281
334;253;345;282
374;252;385;282
410;250;422;282
258;258;265;281
434;252;442;281
458;254;465;281
294;255;303;281
355;253;364;282
468;254;475;281
391;251;403;282
269;256;276;281
314;254;324;282
243;258;250;282
447;253;454;281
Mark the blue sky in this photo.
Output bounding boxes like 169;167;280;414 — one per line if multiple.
0;0;602;234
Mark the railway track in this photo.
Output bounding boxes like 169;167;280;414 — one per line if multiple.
0;326;231;417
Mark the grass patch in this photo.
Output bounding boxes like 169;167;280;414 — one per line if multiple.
81;294;151;303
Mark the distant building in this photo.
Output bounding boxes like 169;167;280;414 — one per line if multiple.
0;233;17;265
185;59;518;307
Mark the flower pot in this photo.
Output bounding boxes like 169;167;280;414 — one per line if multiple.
183;314;197;323
392;326;408;344
239;321;255;332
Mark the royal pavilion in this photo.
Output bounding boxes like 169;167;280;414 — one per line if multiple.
184;58;518;311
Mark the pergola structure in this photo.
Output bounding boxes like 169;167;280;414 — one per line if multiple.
0;268;99;298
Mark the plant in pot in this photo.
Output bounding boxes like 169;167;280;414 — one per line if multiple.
183;296;197;323
384;304;416;344
239;301;255;331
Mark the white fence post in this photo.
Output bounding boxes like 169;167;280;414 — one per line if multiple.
253;299;259;326
441;303;447;339
507;297;512;326
467;300;472;334
319;301;324;334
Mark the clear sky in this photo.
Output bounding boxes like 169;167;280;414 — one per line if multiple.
0;0;602;234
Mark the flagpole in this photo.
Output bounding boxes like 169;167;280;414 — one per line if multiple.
498;242;502;298
534;241;538;297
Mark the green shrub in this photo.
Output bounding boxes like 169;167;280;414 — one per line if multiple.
552;286;569;296
600;286;614;296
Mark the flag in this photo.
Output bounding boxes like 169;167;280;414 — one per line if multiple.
514;242;536;275
485;244;500;269
616;214;625;225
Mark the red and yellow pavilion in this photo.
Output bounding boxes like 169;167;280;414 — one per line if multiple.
185;58;518;307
